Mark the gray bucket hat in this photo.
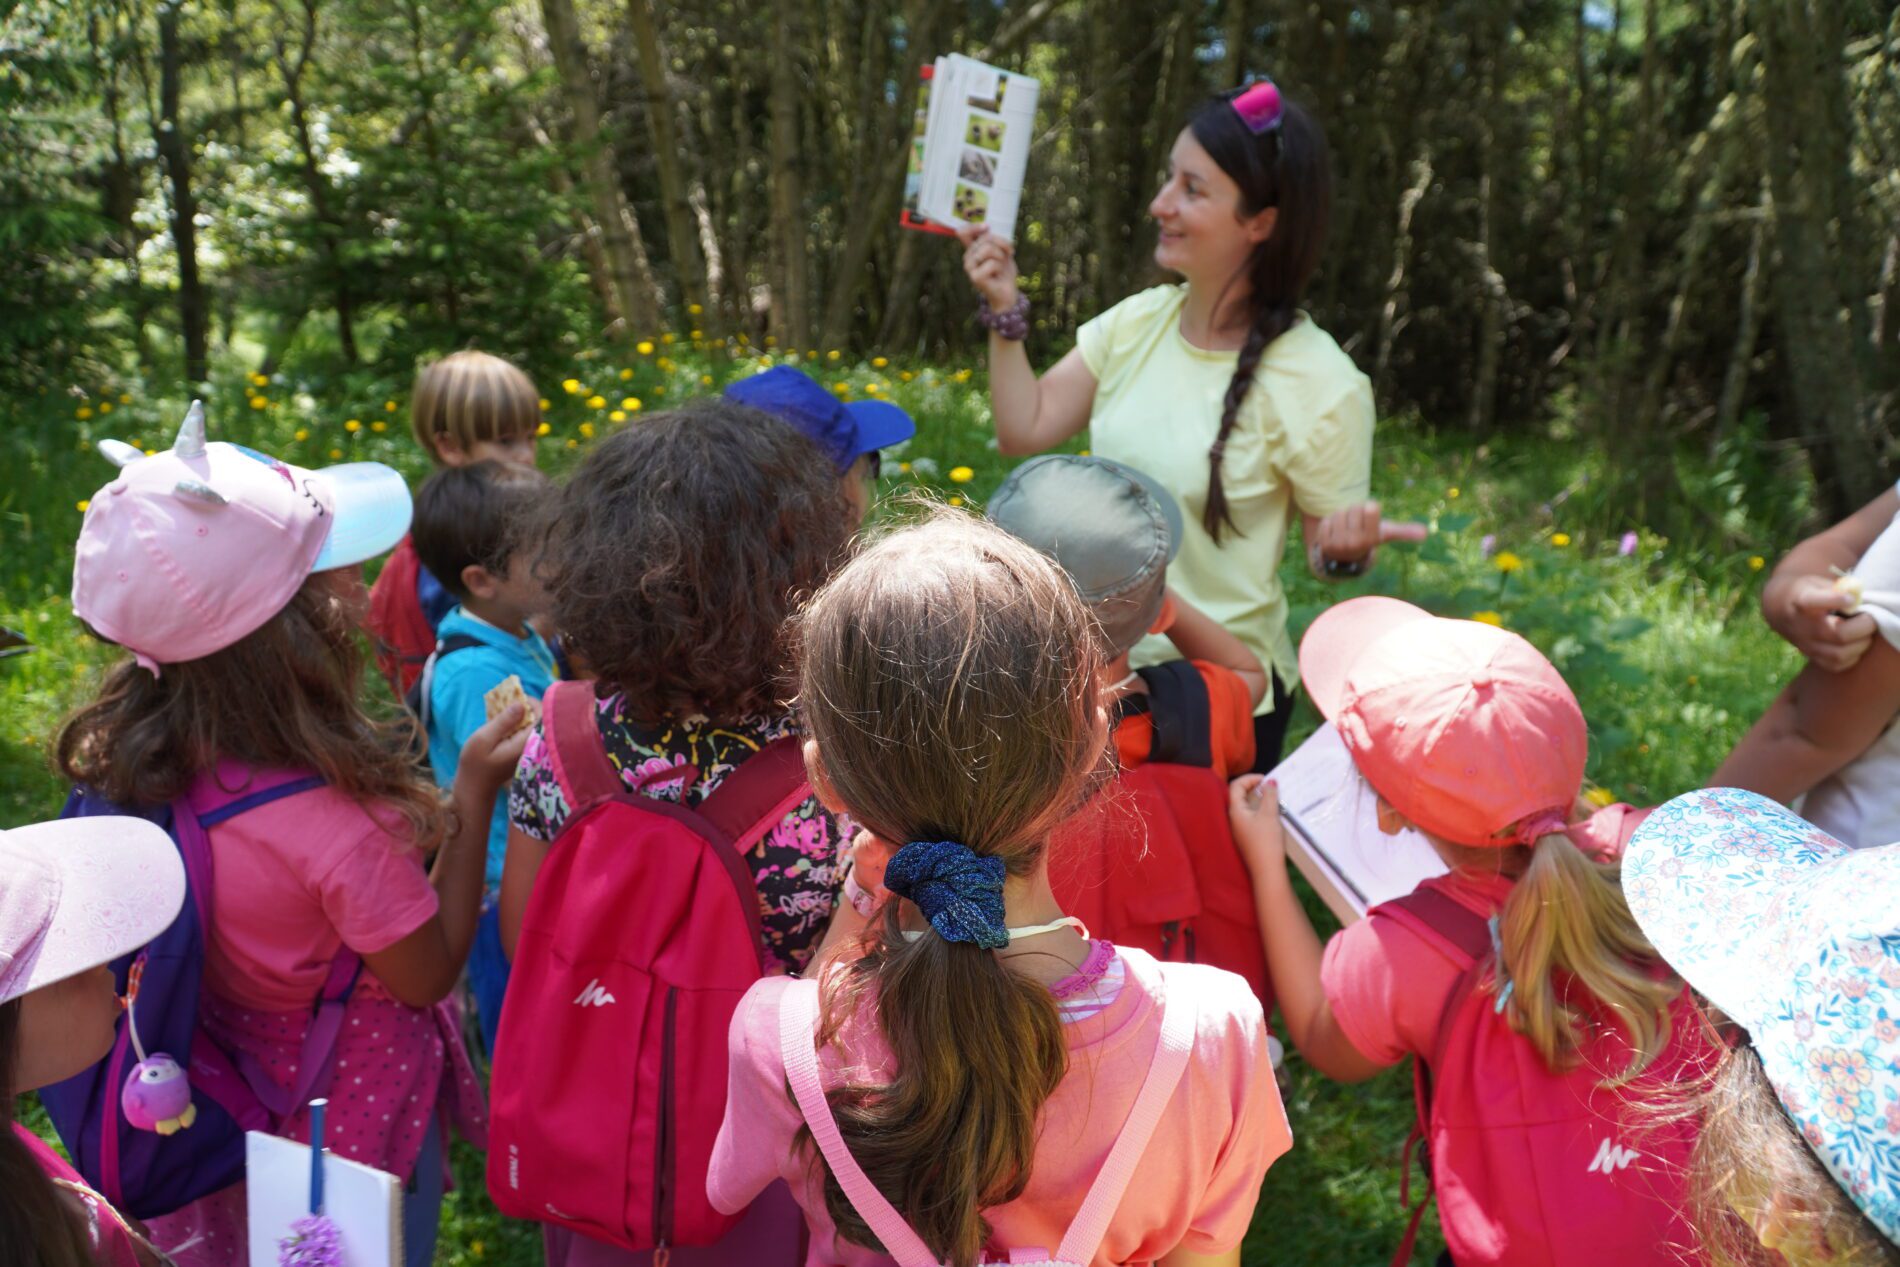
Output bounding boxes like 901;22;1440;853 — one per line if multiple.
986;454;1183;655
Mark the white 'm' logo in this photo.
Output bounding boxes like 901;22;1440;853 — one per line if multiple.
573;978;617;1008
1587;1138;1641;1174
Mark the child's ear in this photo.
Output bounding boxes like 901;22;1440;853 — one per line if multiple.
461;563;500;601
803;738;849;815
435;432;470;467
1245;205;1279;245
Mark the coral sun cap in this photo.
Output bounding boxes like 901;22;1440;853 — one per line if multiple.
1299;596;1587;848
72;401;413;670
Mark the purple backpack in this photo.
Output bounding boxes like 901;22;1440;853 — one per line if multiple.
39;772;361;1219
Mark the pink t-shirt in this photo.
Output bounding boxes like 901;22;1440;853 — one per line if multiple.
1320;869;1515;1066
709;948;1288;1266
195;767;439;1011
15;1123;146;1267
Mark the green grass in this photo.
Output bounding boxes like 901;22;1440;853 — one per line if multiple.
4;340;1800;1264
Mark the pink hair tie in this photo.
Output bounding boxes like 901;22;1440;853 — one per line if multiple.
1232;79;1284;135
1513;807;1570;845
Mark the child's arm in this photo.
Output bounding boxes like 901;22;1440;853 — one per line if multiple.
1227;776;1385;1083
1762;485;1897;670
1710;638;1900;801
498;825;549;960
363;704;529;1006
1160;589;1268;708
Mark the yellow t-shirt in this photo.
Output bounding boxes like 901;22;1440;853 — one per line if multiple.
1077;284;1374;712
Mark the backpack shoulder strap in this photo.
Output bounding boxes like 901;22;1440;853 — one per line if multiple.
1136;661;1213;768
1055;967;1198;1264
410;633;488;729
780;980;941;1267
544;680;623;817
1368;886;1492;970
697;737;811;854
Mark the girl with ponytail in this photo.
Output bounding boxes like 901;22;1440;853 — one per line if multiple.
708;511;1290;1267
1228;596;1718;1267
961;79;1422;770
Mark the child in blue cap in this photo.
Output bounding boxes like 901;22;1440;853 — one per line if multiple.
724;366;915;524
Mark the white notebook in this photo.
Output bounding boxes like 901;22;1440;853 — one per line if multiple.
1268;722;1447;923
246;1131;401;1267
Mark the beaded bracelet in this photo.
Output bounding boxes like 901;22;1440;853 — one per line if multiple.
977;294;1031;341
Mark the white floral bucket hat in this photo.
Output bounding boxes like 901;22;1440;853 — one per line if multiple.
1626;788;1900;1245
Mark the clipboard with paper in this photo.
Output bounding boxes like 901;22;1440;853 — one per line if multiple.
1267;722;1447;923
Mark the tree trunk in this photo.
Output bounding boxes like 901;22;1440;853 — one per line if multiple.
155;0;208;384
624;0;707;317
538;0;661;333
273;0;360;364
1374;151;1432;391
1220;0;1250;84
769;3;811;350
1715;181;1772;443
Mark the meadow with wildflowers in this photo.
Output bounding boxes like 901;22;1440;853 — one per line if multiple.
2;336;1804;1264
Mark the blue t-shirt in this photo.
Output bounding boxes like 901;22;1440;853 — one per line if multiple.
425;607;559;889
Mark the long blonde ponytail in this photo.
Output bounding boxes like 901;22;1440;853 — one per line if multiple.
1493;832;1681;1082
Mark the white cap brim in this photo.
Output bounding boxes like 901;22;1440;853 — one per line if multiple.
311;462;414;571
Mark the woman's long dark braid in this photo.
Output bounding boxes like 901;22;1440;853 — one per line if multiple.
1190;92;1333;543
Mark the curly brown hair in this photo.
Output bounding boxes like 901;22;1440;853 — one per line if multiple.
57;573;447;852
534;398;851;721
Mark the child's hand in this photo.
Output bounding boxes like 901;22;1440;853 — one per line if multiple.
1311;500;1429;572
1228;775;1288;877
455;703;532;797
958;225;1020;313
848;830;895;896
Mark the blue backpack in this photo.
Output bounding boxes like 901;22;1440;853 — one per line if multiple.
39;773;362;1219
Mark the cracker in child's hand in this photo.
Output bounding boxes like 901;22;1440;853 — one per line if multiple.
484;675;537;732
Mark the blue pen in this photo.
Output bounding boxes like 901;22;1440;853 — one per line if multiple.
308;1098;327;1215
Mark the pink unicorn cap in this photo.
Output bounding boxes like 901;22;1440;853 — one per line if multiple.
72;401;412;670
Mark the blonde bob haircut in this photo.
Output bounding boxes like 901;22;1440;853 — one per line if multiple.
411;350;540;463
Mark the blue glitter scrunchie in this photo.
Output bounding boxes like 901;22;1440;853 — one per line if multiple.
881;839;1009;950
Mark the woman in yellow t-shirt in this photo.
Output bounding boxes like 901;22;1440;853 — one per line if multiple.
959;79;1422;768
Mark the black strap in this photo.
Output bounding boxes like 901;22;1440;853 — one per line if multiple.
1136;661;1214;768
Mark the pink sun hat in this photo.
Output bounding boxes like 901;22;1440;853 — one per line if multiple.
72;401;412;671
0;814;185;1006
1299;596;1587;849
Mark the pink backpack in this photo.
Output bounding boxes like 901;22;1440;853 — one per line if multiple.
487;680;811;1251
1376;887;1716;1267
779;972;1196;1267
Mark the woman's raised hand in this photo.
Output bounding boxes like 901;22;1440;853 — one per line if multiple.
958;224;1020;312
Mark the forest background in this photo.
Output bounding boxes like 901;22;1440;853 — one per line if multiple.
2;0;1899;1263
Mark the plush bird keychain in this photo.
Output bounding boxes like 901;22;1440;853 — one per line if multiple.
119;959;198;1135
279;1098;343;1266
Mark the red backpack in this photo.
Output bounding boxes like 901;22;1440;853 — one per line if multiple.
367;535;435;696
1376;886;1716;1267
487;681;811;1251
1050;661;1270;1008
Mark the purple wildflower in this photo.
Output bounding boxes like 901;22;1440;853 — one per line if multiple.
1619;531;1639;557
1480;533;1496;559
281;1214;343;1267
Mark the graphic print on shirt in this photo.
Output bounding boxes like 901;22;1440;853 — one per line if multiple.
1586;1138;1642;1175
573;978;617;1008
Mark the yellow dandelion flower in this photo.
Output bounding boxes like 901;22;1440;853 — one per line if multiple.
581;422;596;437
1749;556;1766;571
99;401;113;414
609;410;626;423
1447;486;1461;499
536;422;551;437
899;370;914;382
953;368;972;383
899;462;912;474
764;336;777;348
657;357;674;372
372;420;386;432
295;428;309;441
1493;551;1523;573
626;397;643;412
76;499;90;512
653;386;665;396
566;438;579;449
251;396;268;409
562;379;582;394
949;496;965;507
384;400;397;412
826;350;841;362
586;395;606;409
1583;786;1616;809
76;406;92;420
661;333;676;345
329;448;343;459
866;383;882;394
144;448;156;456
539;398;551;411
1472;610;1505;627
620;368;634;381
690;329;703;340
119;392;132;404
872;357;888;369
250;372;268;387
949;466;975;484
833;382;849;393
1079;449;1091;457
688;303;703;316
1550;532;1571;547
345;419;361;432
637;340;655;355
700;375;714;387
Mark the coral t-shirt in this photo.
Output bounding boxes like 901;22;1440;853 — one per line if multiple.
1320;869;1515;1066
708;948;1288;1266
1112;659;1257;779
194;766;439;1012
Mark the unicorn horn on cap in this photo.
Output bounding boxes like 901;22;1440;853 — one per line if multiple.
97;439;144;468
173;399;208;458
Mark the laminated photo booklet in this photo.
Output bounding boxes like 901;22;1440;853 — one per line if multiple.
1267;722;1447;923
901;54;1039;241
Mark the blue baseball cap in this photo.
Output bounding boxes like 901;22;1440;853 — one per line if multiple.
723;366;915;472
